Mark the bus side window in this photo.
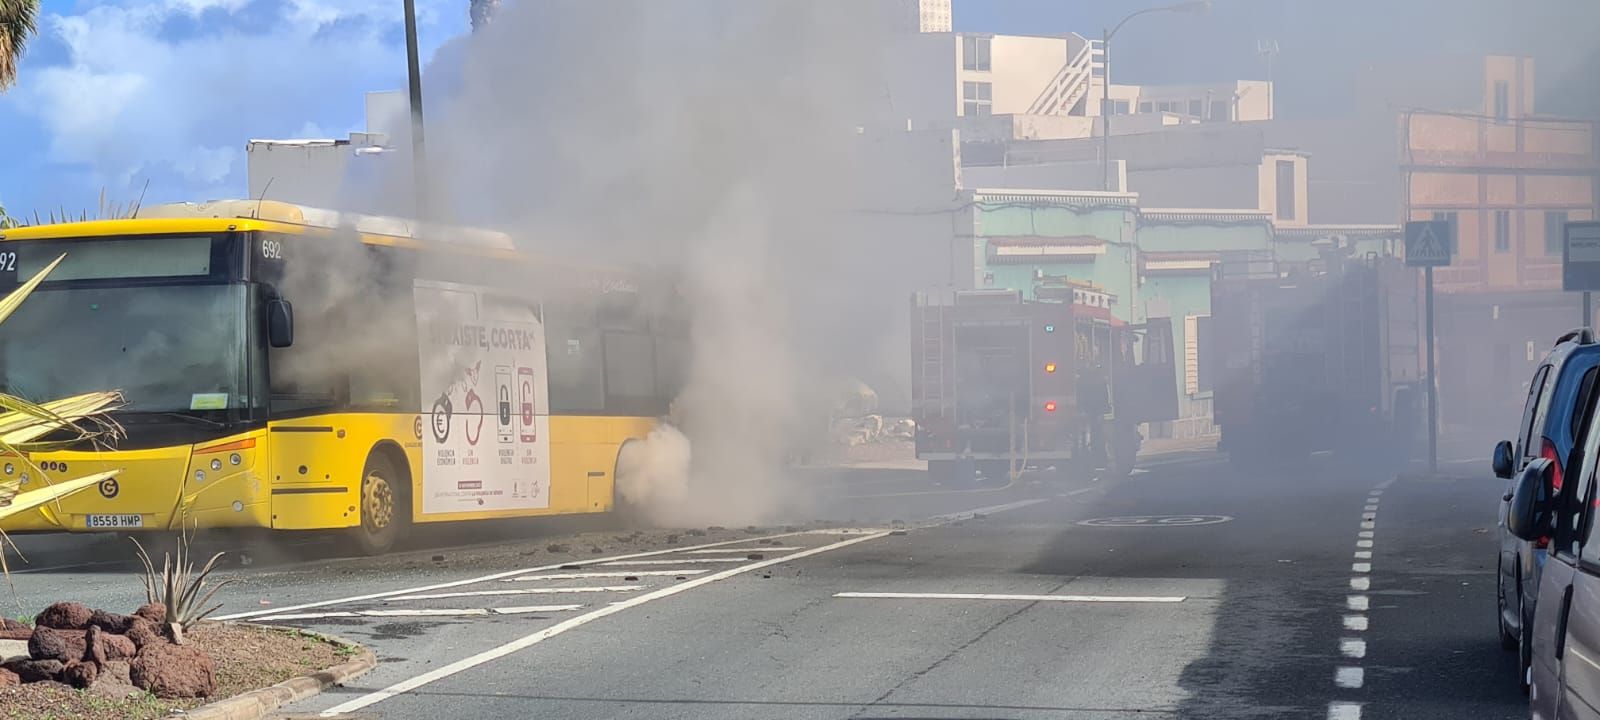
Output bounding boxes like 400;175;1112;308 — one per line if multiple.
546;309;606;413
602;331;658;414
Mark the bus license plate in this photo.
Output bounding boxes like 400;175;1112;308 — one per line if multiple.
85;514;143;529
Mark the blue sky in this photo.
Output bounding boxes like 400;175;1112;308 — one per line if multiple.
1;0;1595;219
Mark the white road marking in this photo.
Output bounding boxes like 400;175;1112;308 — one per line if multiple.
1344;615;1368;631
1063;486;1098;497
1352;563;1371;573
1360;521;1375;530
685;547;804;554
1129;468;1150;475
1341;638;1366;658
1354;551;1372;559
258;604;592;621
1370;489;1383;496
1327;701;1362;719
492;605;585;614
1364;504;1379;511
832;592;1186;603
505;570;709;582
1347;595;1369;611
1358;531;1374;538
259;612;361;621
318;530;893;717
391;586;641;601
1350;577;1370;591
216;531;818;621
926;498;1049;523
1335;666;1365;689
1357;540;1373;548
598;558;749;565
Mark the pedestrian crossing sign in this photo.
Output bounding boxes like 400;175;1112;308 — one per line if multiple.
1404;221;1452;267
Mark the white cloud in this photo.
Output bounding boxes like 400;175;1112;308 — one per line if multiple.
13;0;461;203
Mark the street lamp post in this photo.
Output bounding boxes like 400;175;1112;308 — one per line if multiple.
403;0;428;219
1100;1;1212;192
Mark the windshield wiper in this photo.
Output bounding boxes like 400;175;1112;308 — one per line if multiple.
145;412;230;429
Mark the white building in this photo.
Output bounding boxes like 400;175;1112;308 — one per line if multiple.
885;31;1271;134
246;91;404;209
902;0;950;33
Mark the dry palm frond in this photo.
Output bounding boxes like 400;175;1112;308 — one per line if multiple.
0;0;39;91
130;535;232;645
0;250;124;606
0;253;62;325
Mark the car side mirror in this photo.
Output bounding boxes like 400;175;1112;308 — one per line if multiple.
1507;457;1555;542
1492;440;1516;479
267;298;295;348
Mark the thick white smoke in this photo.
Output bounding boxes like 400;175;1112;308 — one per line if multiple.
349;1;921;525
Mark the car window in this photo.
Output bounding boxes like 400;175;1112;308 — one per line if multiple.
1520;364;1552;459
1559;400;1600;560
1576;365;1600;442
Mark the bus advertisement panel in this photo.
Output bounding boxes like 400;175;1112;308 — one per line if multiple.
415;280;551;514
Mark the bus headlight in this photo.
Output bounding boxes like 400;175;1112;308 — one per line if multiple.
2;463;11;475
211;459;223;471
194;470;205;482
230;454;241;466
18;473;27;485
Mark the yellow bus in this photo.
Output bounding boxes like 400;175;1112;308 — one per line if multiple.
0;200;684;553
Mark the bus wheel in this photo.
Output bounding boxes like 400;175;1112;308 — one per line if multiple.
353;453;405;555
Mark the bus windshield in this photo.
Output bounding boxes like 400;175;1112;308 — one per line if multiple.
0;284;250;414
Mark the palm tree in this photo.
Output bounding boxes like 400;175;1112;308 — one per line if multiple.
0;0;38;90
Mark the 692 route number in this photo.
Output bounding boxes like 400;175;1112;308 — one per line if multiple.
0;251;16;272
260;239;284;260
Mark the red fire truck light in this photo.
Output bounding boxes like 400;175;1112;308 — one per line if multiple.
1044;401;1057;412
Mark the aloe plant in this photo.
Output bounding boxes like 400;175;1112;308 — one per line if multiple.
130;535;231;645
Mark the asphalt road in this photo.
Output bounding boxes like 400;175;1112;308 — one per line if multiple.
4;452;1529;719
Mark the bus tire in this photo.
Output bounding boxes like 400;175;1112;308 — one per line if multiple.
352;451;407;555
612;439;648;527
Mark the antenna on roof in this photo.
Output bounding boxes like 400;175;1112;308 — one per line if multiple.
130;178;150;219
254;178;275;219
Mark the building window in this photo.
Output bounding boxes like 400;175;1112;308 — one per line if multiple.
1275;160;1297;221
1495;209;1512;252
1158;101;1176;113
962;35;991;72
1432;211;1459;255
1185;315;1214;395
1113;100;1130;115
1092;65;1105;77
1138;101;1153;113
1547;210;1570;256
962;81;992;116
1494;80;1510;122
1188;99;1203;117
1209;99;1229;122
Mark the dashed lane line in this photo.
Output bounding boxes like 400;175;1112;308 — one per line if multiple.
318;530;894;717
1328;479;1386;720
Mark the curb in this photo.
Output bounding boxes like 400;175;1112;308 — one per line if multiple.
173;626;376;720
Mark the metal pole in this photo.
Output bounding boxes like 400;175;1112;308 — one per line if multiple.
1100;28;1112;192
403;0;429;219
1586;291;1593;329
1426;265;1437;474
